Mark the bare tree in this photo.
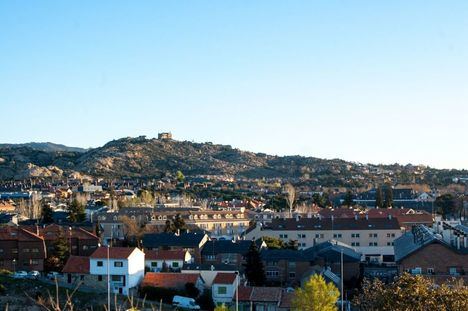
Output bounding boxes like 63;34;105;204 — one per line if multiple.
284;183;296;218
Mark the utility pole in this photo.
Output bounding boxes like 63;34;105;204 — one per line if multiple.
107;245;110;311
341;248;344;311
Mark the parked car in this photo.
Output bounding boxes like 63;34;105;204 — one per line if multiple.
28;271;40;279
12;271;28;279
172;295;200;310
46;271;62;280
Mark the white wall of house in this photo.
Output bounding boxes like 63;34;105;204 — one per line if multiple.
212;278;237;304
145;259;183;271
182;269;238;288
89;249;144;295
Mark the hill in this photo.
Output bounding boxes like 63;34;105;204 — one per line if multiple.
0;136;466;186
0;142;87;153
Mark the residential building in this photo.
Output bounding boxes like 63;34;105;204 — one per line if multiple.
89;247;145;295
0;226;47;271
143;232;209;263
212;272;239;305
394;225;468;283
182;263;238;287
246;216;403;262
237;286;289;311
201;239;266;271
141;272;204;293
144;249;192;272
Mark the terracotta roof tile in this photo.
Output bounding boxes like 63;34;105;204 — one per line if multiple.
141;272;200;289
90;247;137;259
62;256;90;274
213;273;237;284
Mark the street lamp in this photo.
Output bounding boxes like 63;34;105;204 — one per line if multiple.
235;271;239;311
12;258;16;273
107;245;110;311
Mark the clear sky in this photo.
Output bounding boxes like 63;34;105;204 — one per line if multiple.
1;1;467;169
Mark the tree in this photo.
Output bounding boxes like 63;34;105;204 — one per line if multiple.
41;204;54;224
173;214;187;232
284;183;296;217
263;236;286;249
435;194;461;218
343;190;354;207
383;183;393;208
45;229;70;271
214;304;229;311
243;241;266;286
292;274;339;311
375;186;384;208
354;273;468;311
176;170;185;183
68;199;86;223
121;216;145;246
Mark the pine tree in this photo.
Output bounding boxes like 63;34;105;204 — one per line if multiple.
375;186;384;208
68;199;86;223
243;241;266;286
41;204;54;224
46;229;70;271
343;190;354;207
383;183;393;208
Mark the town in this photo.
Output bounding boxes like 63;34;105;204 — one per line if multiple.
0;147;466;310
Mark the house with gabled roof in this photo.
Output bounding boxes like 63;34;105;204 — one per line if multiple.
144;249;192;272
394;225;468;284
89;247;145;295
0;226;47;271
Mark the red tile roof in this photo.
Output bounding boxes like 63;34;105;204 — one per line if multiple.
62;256;90;274
145;249;187;261
90;247;137;259
141;272;200;289
236;286;282;302
213;272;237;285
0;227;44;242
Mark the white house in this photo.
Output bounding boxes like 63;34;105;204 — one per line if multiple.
144;249;192;272
211;272;239;305
89;247;145;295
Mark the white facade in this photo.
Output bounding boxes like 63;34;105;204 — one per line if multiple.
211;275;238;304
145;252;192;272
89;248;145;295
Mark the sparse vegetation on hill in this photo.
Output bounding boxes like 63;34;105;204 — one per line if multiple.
0;137;467;187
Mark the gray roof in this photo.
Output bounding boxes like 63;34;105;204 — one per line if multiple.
182;263;238;271
394;225;467;262
143;232;207;249
264;217;400;231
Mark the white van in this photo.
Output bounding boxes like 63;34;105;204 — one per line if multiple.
172;295;201;310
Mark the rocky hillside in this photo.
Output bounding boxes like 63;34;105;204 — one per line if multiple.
0;137;466;185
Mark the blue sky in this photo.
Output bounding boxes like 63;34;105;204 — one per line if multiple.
1;1;467;169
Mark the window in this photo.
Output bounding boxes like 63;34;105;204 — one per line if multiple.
386;242;394;246
369;233;378;238
83;245;88;250
114;261;123;267
299;243;307;247
289;272;296;278
449;267;459;276
111;275;121;282
31;248;39;253
80;275;85;280
23;248;30;253
151;262;158;267
368;242;378;246
97;261;103;267
387;233;391;238
268;261;278;266
31;259;39;265
266;271;279;277
205;255;216;261
98;275;103;281
0;249;3;253
217;286;227;295
288;261;296;268
279;234;288;239
12;248;18;254
172;262;179;268
333;234;342;238
412;267;422;275
351;242;360;247
351;233;360;238
297;234;306;239
427;268;434;274
315;234;324;239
